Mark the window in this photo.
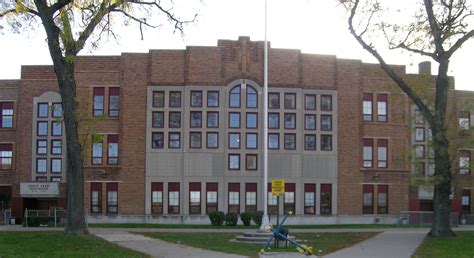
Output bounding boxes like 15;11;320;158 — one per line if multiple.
207;112;219;128
0;102;14;128
92;140;103;164
363;139;374;168
229;112;241;128
363;184;374;214
36;176;47;182
51;158;61;173
51;121;62;136
305;94;316;110
460;151;471;174
107;135;119;165
91;182;102;213
378;185;389;214
151;182;163;214
50;177;61;182
190;111;202;128
51;140;62;155
190;91;202;107
284;183;295;214
428;162;435;176
168;182;180;214
415;145;425;159
245;183;257;212
378;139;388;168
52;103;62;118
459;111;471;131
321;135;333;151
321;95;332;111
284;133;296;150
38;103;49;118
284;113;296;129
246;113;258;129
206;183;218;214
229;86;241;108
304;184;316;214
268;93;280;109
207;132;218;149
246;133;257;149
36;158;47;173
246;86;258;108
37;140;47;155
189;182;201;214
377;94;388;122
268;133;279;149
207;91;219;107
169;132;181;149
152;132;164;149
305;114;316;130
304;135;316;151
363;93;373;122
284;93;296;109
153;91;165;108
106;183;118;213
189;132;202;149
415;109;424;124
169;91;181;108
246;154;258;170
268;183;278;215
0;144;13;170
108;87;120;117
321;115;332;131
462;189;471;214
415;128;425;142
169;112;181;128
415;162;426;177
152;112;164;128
228;183;240;213
37;121;48;136
268;113;279;129
93;87;105;116
229;133;240;149
228;154;240;170
321;184;332;215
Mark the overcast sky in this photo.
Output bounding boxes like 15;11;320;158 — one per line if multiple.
0;0;472;91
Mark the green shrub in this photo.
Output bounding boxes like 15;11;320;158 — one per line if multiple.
225;212;238;226
252;211;264;226
240;212;252;226
208;211;225;226
22;217;59;227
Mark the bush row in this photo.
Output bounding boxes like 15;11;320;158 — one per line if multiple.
208;211;264;226
22;217;60;227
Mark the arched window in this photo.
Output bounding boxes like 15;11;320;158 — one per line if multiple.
229;86;241;108
246;86;258;108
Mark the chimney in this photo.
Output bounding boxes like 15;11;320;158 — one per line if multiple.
419;61;431;75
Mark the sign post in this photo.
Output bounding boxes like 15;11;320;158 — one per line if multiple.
271;179;284;232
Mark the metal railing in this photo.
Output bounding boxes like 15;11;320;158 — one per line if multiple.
397;211;459;227
24;208;67;227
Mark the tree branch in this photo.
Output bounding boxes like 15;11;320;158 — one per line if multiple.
424;0;445;56
50;0;73;14
445;29;474;59
396;43;437;59
111;8;158;40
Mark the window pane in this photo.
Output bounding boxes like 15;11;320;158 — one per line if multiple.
37;140;47;155
108;143;118;164
229;155;240;170
229;192;239;204
246;86;257;108
415;128;425;142
305;115;316;130
93;95;104;116
229;113;240;128
246;192;257;205
246;155;257;170
190;112;202;128
207;112;219;128
284;113;296;129
229;133;240;149
304;135;316;150
92;142;102;164
207;133;218;148
268;134;279;149
191;91;202;107
321;115;332;131
268;113;279;129
37;159;47;173
169;132;181;149
37;122;48;136
169;92;181;107
51;159;62;173
305;95;316;110
152;133;164;149
284;93;296;109
321;95;332;111
229;86;241;108
207;91;219;107
269;93;280;109
207;191;217;203
153;91;165;107
246;133;257;149
246;113;257;128
321;135;332;151
52;103;62;118
284;134;296;150
460;118;470;130
52;121;62;136
152;112;164;128
190;132;202;148
415;145;425;159
38;103;49;118
169;112;181;128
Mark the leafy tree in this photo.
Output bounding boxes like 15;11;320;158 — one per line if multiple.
0;0;195;235
342;0;473;236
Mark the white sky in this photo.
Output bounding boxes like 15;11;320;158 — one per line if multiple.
0;0;472;91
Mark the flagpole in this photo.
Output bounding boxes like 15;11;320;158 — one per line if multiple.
261;0;270;230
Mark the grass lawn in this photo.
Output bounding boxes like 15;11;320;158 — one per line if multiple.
413;231;474;258
0;232;147;257
90;223;415;229
139;232;379;257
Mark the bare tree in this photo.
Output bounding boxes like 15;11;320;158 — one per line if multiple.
343;0;473;237
0;0;196;235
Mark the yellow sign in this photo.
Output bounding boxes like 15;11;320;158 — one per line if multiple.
272;179;285;196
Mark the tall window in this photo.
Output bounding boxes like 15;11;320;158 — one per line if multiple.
362;184;374;214
108;87;120;117
36;158;47;173
228;154;240;170
305;95;316;110
362;93;372;122
284;113;296;129
320;184;332;215
321;115;332;131
206;132;218;149
37;121;48;136
207;112;219;128
206;183;218;214
229;133;240;149
51;140;62;155
207;91;219;107
415;145;425;159
229;112;240;128
268;133;279;149
152;132;164;149
107;135;119;164
52;103;62;118
415;109;424;124
321;95;332;111
284;133;296;150
228;183;240;213
91;182;102;213
246;86;258;108
190;111;202;128
304;135;316;151
268;113;279;129
305;114;316;130
51;158;62;173
189;182;201;214
37;140;47;155
168;182;180;214
462;189;471;214
190;91;202;107
169;112;181;128
246;133;257;149
245;183;257;212
459;111;470;131
321;135;332;151
377;94;388;122
378;185;389;214
284;183;295;214
246;113;258;129
268;183;278;215
51;121;62;136
169;132;181;149
460;150;471;174
229;86;241;108
189;132;202;149
363;139;374;168
0;102;14;128
38;103;49;118
268;93;280;109
93;87;105;116
415;127;425;142
246;154;258;170
304;184;316;214
169;91;181;108
284;93;296;109
378;139;388;168
152;112;164;128
0;144;13;170
106;182;118;213
152;91;164;107
151;182;163;214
